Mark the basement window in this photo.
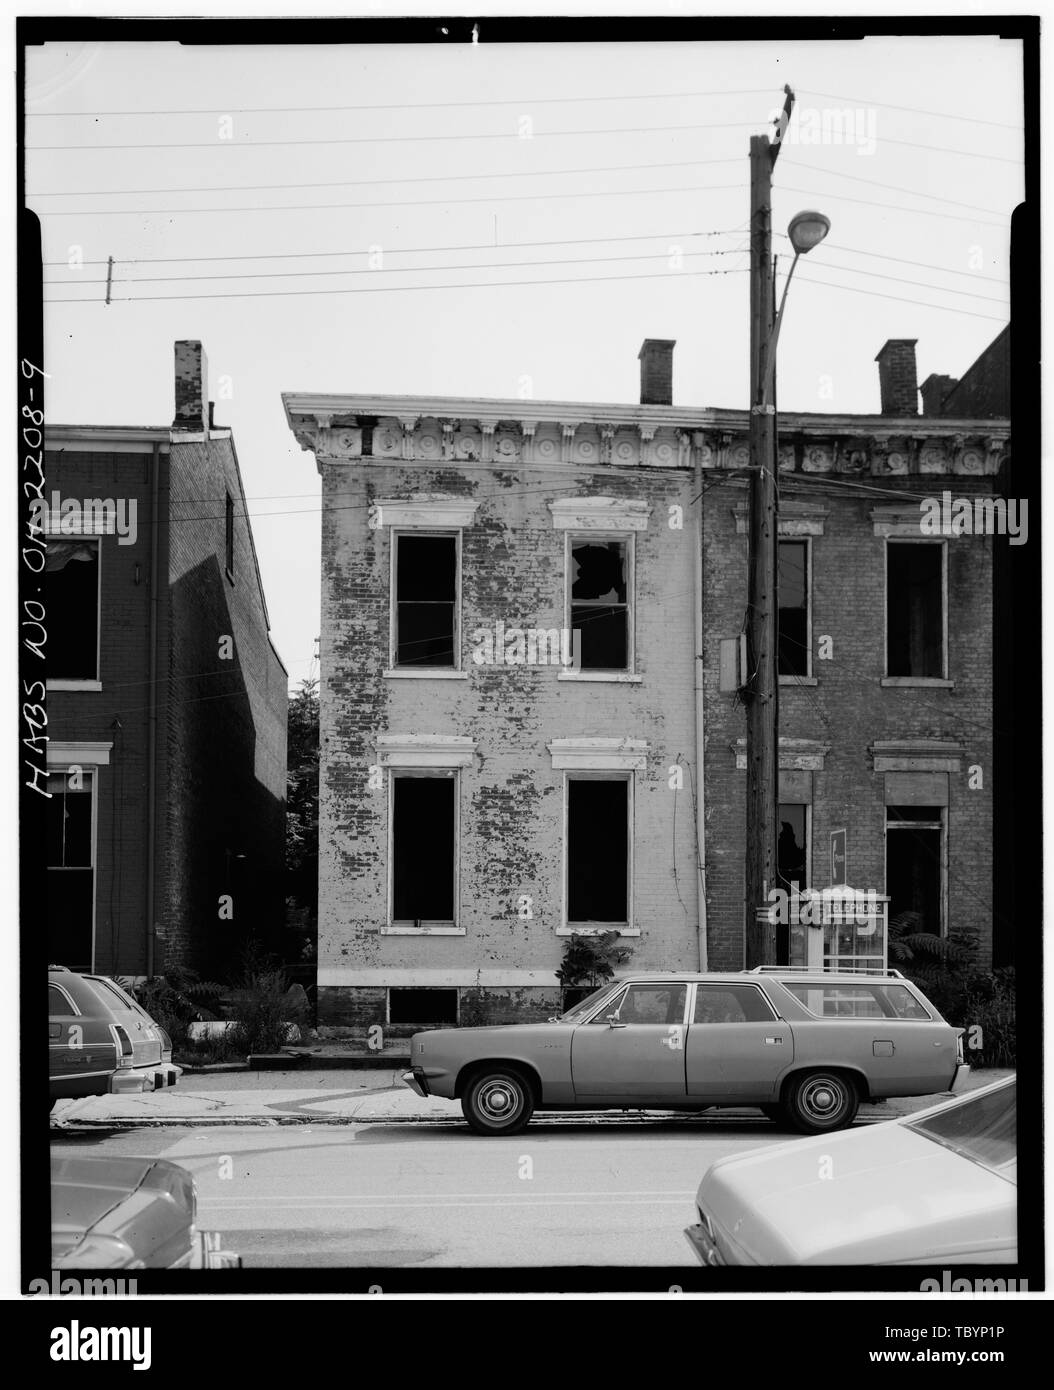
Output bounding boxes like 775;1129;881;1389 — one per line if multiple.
569;537;630;670
391;772;456;926
567;776;630;927
388;988;458;1026
887;542;945;678
393;532;458;667
778;539;809;676
45;539;100;682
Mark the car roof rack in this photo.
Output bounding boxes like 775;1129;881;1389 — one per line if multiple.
746;965;906;979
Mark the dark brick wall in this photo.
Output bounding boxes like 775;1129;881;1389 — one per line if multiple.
875;339;920;416
43;449;156;975
158;435;287;978
702;473;994;970
941;327;1010;419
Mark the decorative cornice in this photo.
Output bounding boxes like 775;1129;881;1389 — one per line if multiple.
376;735;476;768
547;737;649;770
548;497;651;531
734;737;830;771
283;393;1010;479
870;739;965;773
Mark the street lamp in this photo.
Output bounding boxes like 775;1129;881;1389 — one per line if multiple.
759;211;830;404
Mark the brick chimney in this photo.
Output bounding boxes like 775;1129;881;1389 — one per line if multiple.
638;338;675;406
173;340;209;431
875;339;919;416
919;373;959;418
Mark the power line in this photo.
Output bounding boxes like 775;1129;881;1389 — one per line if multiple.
780;158;1010;218
41;225;744;268
774;233;1009;287
28;119;756;151
29;87;775;117
775;252;1009;306
34;181;744;218
44;246;750;287
795;269;1008;324
44;262;749;305
805;88;1023;132
778;183;1009;229
28;155;744;200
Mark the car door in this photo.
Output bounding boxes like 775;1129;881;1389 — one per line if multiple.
685;983;793;1101
571;982;689;1102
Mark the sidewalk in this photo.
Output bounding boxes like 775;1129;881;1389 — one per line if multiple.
50;1065;1010;1129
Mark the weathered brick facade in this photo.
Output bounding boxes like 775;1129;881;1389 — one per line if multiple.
44;342;287;980
286;336;1009;1030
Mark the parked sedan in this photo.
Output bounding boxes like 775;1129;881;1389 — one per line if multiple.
402;970;964;1135
684;1075;1016;1265
49;966;181;1107
52;1153;241;1269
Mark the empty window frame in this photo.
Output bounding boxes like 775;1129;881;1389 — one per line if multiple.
566;775;631;927
45;539;100;682
225;492;234;577
887;541;946;678
567;535;632;671
392;531;459;668
886;804;945;938
46;770;95;970
776;802;809;966
390;771;457;926
778;538;810;677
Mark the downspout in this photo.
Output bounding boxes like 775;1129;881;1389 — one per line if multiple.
145;441;160;978
693;451;708;970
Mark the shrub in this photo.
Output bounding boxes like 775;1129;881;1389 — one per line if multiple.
126;967;226;1049
226;946;308;1055
557;931;633;991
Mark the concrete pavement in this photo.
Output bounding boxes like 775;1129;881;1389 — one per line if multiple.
50;1064;1010;1128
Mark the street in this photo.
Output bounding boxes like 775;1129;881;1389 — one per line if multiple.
51;1109;816;1268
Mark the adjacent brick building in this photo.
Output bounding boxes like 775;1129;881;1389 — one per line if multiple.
286;332;1009;1031
44;341;288;980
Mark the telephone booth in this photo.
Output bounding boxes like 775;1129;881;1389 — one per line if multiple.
787;886;890;973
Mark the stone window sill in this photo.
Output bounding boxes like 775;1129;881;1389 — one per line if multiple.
557;670;642;683
880;678;954;688
383;668;468;680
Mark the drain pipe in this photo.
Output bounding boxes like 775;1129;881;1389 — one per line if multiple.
145;441;161;978
693;450;708;970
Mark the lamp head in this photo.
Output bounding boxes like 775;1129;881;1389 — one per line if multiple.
788;210;831;255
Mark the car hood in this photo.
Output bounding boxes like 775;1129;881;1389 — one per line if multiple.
698;1122;1017;1265
51;1154;196;1265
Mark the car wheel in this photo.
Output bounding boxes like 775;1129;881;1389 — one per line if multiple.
461;1068;535;1136
784;1071;858;1134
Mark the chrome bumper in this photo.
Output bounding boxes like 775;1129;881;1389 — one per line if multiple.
109;1061;182;1095
685;1223;725;1267
950;1063;972;1094
401;1067;430;1098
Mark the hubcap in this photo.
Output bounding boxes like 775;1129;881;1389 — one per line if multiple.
803;1079;841;1117
479;1081;519;1121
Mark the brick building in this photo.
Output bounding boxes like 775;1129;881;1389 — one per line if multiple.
44;341;288;980
285;333;1009;1031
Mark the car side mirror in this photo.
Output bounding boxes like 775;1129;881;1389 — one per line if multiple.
606;1014;627;1029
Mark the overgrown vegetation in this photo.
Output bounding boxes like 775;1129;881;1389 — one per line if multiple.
126;967;226;1049
225;946;308;1056
557;930;634;1004
285;675;319;966
890;912;1015;1068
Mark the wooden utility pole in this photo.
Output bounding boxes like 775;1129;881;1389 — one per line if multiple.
744;128;782;968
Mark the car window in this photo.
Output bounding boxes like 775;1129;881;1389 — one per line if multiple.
600;983;687;1026
907;1083;1016;1184
48;983;77;1016
88;978;148;1015
559;984;621;1024
693;985;776;1024
781;982;932;1019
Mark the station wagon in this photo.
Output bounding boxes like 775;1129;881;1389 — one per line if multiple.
402;969;965;1135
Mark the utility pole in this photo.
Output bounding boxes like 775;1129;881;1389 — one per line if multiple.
744;88;793;968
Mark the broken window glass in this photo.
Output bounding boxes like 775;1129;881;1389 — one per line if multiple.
570;539;629;669
45;539;99;680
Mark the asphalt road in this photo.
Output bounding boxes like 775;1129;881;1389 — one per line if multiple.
50;1114;810;1268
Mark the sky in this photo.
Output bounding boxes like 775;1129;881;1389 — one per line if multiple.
25;28;1024;692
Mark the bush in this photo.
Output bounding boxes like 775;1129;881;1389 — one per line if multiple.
127;967;226;1049
226;946;308;1056
173;1031;243;1067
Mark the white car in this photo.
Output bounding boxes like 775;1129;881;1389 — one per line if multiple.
685;1075;1016;1265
